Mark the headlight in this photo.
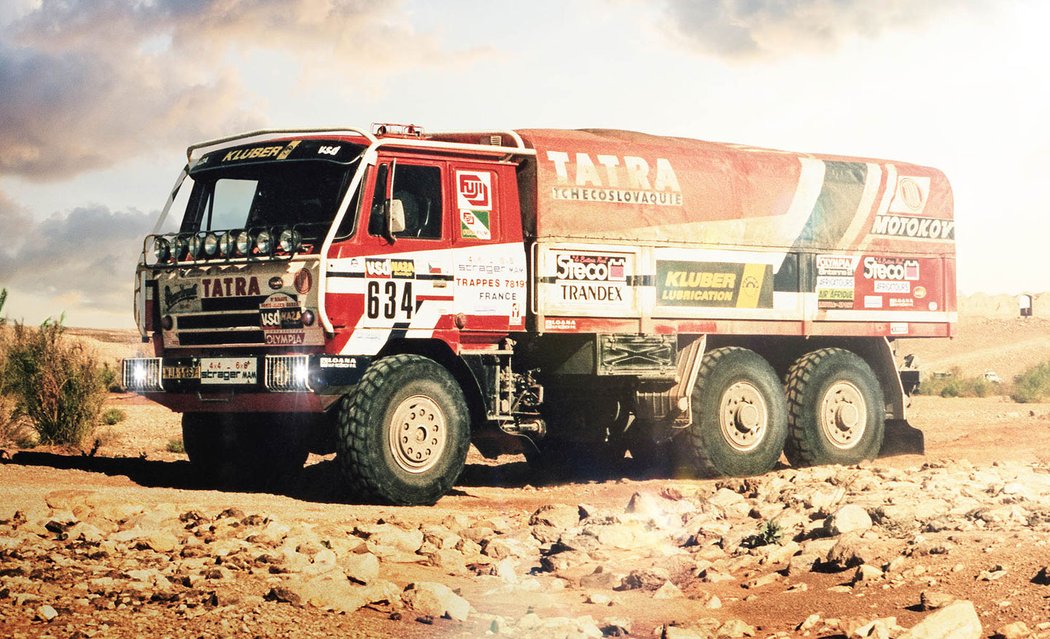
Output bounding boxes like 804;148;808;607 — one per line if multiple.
255;230;273;255
235;230;252;256
278;228;301;253
219;231;236;256
203;233;220;257
172;236;189;261
187;234;203;259
153;236;172;262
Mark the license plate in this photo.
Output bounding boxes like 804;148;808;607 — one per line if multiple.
162;364;200;380
200;357;258;385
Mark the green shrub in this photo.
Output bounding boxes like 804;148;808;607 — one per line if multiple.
3;317;108;447
166;438;185;454
919;367;996;398
1011;361;1050;403
102;408;127;425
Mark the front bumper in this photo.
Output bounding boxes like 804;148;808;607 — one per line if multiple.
122;354;370;395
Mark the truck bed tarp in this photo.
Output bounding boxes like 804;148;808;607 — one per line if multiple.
516;129;954;255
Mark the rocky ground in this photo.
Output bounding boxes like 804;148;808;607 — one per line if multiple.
2;394;1050;638
1;318;1050;638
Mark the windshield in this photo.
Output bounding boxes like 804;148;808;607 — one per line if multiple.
179;159;359;244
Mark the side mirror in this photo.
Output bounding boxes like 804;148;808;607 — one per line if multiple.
387;198;406;235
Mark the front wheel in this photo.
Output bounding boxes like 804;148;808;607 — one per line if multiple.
784;348;885;467
677;347;788;478
337;354;470;505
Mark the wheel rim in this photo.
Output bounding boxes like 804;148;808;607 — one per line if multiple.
819;381;867;449
388;395;447;474
718;381;768;452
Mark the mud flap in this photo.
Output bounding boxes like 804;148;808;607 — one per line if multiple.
879;419;925;457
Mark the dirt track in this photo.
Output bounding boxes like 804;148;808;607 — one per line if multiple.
2;392;1050;638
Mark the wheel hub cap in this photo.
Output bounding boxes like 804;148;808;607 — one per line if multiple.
719;381;768;452
389;395;447;474
820;381;867;449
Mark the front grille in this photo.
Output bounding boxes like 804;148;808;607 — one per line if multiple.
172;294;290;347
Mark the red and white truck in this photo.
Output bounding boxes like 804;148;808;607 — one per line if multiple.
123;124;955;504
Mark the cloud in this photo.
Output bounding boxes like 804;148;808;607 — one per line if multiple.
0;203;154;313
659;0;992;59
0;0;459;181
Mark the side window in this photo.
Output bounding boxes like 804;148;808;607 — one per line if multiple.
392;164;443;239
367;164;390;237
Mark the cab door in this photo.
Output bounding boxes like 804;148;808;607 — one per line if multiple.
357;157;455;336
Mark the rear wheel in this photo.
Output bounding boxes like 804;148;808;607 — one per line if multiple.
182;413;309;489
784;348;885;467
677;347;788;478
336;354;470;505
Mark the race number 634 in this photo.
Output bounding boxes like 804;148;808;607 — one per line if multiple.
366;280;414;320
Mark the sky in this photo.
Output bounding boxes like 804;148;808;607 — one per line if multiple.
0;0;1047;328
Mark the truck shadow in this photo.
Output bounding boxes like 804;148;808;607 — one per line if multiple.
3;450;635;504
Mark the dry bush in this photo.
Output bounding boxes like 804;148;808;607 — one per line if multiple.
3;314;108;447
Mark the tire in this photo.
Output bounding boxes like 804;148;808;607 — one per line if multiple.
182;413;309;489
784;348;885;467
677;347;788;478
336;354;470;505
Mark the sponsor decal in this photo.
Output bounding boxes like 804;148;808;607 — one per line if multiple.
163;283;198;311
222;140;300;163
554;253;629;304
816;255;857;309
656;261;772;308
268;276;284;290
259;293;303;331
457;171;493;240
851;255;942;312
259;293;307;346
200;358;257;385
294;269;312;295
455;255;527;316
460;210;491;240
276;140;301;160
320;356;358;369
545;151;683;206
870;215;954;240
365;258;415;279
862;256;919;282
457;171;492;209
544;318;577;331
162;363;200;380
200;276;261;298
888;176;931;215
890;323;909;335
264;332;305;346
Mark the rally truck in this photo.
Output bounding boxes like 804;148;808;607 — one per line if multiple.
123;123;955;505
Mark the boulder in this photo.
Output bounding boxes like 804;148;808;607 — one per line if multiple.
899;600;981;639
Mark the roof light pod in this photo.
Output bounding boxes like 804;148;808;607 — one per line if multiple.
219;231;237;257
278;228;302;254
172;235;190;261
203;233;220;257
255;229;273;255
235;230;252;256
153;236;172;263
